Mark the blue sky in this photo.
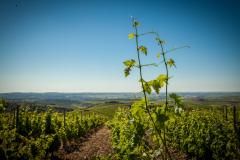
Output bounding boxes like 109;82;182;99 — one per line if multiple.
0;0;240;93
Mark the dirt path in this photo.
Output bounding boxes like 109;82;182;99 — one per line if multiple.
51;125;113;160
51;124;194;160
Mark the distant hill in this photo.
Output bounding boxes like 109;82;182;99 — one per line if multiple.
0;92;239;100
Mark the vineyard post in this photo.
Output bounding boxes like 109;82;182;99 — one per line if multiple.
237;107;240;120
64;109;66;128
225;105;227;121
89;112;90;118
233;106;236;132
14;108;15;123
73;112;74;120
222;106;224;119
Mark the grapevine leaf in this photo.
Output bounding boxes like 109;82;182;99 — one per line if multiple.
156;74;165;88
151;113;157;122
142;82;152;95
162;75;169;83
140;75;165;95
157;52;163;59
169;93;184;116
123;59;136;77
141;97;151;107
152;107;169;123
131;103;141;115
150;80;160;94
123;59;136;66
124;67;131;77
158;113;169;123
0;104;5;114
123;60;132;66
129;33;135;40
0;98;6;104
139;46;147;56
167;58;176;68
156;74;164;81
138;79;146;83
131;101;145;116
169;116;175;123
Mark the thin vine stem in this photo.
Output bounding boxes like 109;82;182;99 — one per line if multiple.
153;32;169;159
134;22;172;160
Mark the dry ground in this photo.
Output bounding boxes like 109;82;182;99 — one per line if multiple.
49;124;194;160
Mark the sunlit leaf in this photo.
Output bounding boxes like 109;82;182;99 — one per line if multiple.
131;101;145;116
151;80;160;94
124;67;131;77
123;59;136;77
157;52;163;59
123;59;136;66
142;82;151;95
138;78;146;83
167;58;176;68
162;75;168;83
139;46;147;56
156;74;164;81
141;97;151;107
169;93;184;116
129;32;135;40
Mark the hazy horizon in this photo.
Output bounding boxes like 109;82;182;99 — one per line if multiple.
1;91;240;94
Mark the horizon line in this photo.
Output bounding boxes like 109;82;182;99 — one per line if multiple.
1;91;240;94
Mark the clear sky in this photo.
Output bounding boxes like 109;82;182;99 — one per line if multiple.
0;0;240;93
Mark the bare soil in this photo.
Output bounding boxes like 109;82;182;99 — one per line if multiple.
49;124;195;160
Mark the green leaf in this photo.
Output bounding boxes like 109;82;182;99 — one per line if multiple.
123;59;136;66
169;116;175;123
139;75;165;95
123;59;136;77
156;74;164;88
150;80;160;94
162;75;168;83
142;82;152;95
141;97;151;107
123;59;137;66
151;112;157;122
124;67;131;77
152;107;170;123
157;52;163;59
123;60;132;66
131;101;145;116
169;93;184;115
156;74;164;81
138;79;146;83
0;98;6;104
139;46;147;56
158;114;169;123
167;58;176;68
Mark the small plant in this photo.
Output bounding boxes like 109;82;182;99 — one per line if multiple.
124;16;189;159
